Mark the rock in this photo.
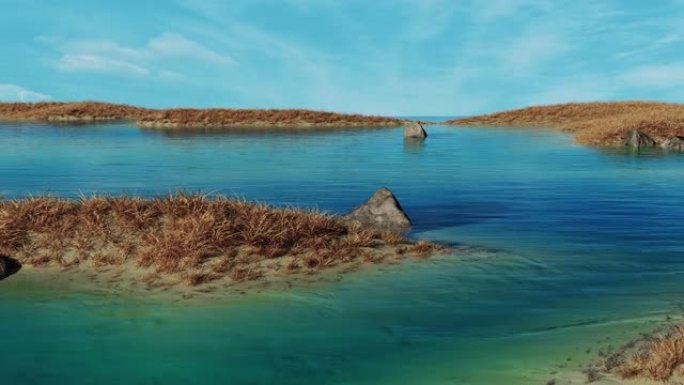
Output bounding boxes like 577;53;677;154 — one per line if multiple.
623;129;655;149
661;136;684;151
0;255;20;280
345;188;411;231
404;121;427;139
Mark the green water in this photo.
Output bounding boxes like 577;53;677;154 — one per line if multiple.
1;122;683;384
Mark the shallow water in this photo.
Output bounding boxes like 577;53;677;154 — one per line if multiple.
1;121;684;384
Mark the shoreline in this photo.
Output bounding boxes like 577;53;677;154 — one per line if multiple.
446;101;684;148
0;247;472;303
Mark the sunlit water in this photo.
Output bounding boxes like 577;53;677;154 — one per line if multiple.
1;121;684;384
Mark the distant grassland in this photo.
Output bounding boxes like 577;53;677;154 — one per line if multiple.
0;101;151;121
0;101;403;127
447;101;684;146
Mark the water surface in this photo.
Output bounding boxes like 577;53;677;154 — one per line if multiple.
1;121;684;384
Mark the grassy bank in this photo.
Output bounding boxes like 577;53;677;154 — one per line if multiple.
0;102;403;127
447;101;684;146
0;194;441;293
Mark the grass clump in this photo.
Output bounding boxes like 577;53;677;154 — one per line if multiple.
588;324;684;383
0;193;442;288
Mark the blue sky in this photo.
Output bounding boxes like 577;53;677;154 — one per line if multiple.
1;0;683;116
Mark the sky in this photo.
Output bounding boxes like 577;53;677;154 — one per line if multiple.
1;0;683;116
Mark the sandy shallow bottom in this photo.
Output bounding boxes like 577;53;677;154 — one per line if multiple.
1;249;680;385
0;245;462;302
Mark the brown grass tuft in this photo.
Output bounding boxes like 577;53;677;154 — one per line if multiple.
614;325;684;382
590;324;684;383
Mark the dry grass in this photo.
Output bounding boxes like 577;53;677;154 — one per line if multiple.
591;324;684;383
447;101;684;146
0;102;403;127
137;108;402;128
0;194;441;287
0;101;152;122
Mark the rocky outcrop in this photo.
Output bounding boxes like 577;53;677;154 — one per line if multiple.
661;136;684;151
623;129;656;149
345;188;411;231
404;122;427;139
0;256;6;279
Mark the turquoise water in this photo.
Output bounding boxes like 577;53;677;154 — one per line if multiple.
1;121;684;384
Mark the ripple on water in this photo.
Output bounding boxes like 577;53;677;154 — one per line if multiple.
1;121;684;384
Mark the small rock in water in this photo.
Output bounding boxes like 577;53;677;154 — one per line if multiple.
345;188;411;231
623;129;655;149
661;136;684;151
403;121;428;139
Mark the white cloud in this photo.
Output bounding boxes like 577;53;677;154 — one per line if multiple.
0;84;51;101
57;54;150;76
45;32;236;78
502;32;571;73
149;33;237;65
157;70;187;81
618;64;684;88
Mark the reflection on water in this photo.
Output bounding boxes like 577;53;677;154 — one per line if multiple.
1;121;684;384
141;124;397;138
402;137;425;154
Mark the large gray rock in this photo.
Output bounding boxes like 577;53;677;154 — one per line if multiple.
345;188;411;231
404;122;427;139
661;136;684;151
624;129;655;149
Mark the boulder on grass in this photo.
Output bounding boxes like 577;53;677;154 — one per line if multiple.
661;136;684;152
404;122;427;139
345;188;411;231
624;129;655;149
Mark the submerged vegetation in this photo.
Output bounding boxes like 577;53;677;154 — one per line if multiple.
0;102;403;127
0;194;442;290
447;101;684;146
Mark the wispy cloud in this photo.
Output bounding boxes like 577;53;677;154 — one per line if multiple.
149;33;237;65
57;54;150;76
44;32;236;78
618;64;684;88
0;84;51;101
7;0;684;113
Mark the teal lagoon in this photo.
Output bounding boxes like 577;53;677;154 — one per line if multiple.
1;121;684;384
